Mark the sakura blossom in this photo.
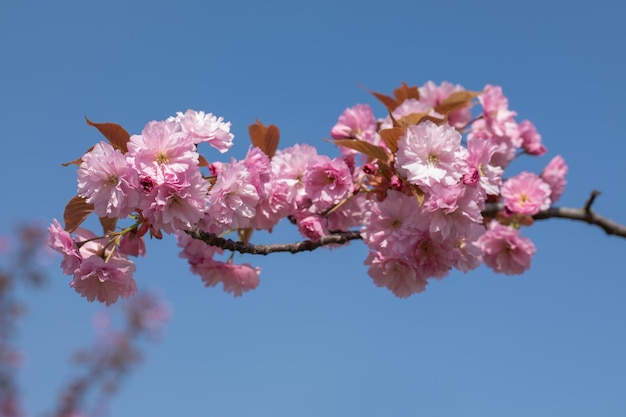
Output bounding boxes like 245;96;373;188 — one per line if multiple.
501;171;551;216
365;251;428;298
77;142;139;218
47;219;81;275
476;223;536;275
541;155;568;203
171;109;234;152
396;120;468;190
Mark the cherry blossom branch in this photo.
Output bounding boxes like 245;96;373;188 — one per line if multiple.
485;190;626;239
188;191;626;256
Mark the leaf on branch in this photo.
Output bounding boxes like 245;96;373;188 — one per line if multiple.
99;216;118;234
397;112;431;127
393;81;420;103
85;116;131;153
329;139;390;162
198;154;210;168
379;127;405;154
434;90;480;115
248;119;280;159
410;184;425;207
64;195;94;233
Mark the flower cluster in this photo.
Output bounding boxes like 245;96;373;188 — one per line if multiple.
49;82;568;302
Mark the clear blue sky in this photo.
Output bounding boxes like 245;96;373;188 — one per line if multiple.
2;0;626;416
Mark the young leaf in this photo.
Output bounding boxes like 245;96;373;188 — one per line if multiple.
434;90;480;115
99;216;118;234
85;116;131;153
248;120;280;159
378;127;405;154
393;82;420;103
64;195;94;233
329;139;389;162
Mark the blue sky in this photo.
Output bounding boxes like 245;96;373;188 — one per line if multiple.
1;0;626;416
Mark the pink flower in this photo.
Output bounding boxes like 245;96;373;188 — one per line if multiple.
171;109;234;152
206;161;260;229
77;142;139;218
47;218;81;274
396;120;468;190
464;137;503;196
218;262;260;297
365;251;428;298
71;241;137;306
518;120;546;156
302;156;353;212
361;189;427;252
140;171;209;234
419;81;472;128
476;223;536;275
295;214;329;241
128;120;198;174
541;155;568;203
330;104;377;140
501;171;551;215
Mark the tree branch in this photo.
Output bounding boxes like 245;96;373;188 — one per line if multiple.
187;191;626;255
483;190;626;239
186;229;363;255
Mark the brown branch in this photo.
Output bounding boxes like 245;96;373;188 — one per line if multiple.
483;191;626;239
186;228;362;255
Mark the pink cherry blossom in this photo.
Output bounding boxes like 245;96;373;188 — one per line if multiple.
501;171;551;216
464;137;503;196
77;142;139;218
295;214;329;241
171;109;234;152
330;104;377;140
396;120;468;190
71;253;137;306
302;156;353;212
419;80;472;128
541;155;568;203
365;251;428;298
476;223;536;275
518;120;546;156
206;161;259;229
47;218;81;274
140;171;209;234
128;119;198;174
361;190;427;253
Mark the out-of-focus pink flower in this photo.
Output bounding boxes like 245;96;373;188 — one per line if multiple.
518;120;546;156
47;219;81;274
501;171;551;215
396;120;468;190
365;251;428;298
171;109;234;153
476;223;536;275
541;155;568;203
77;142;139;218
118;230;146;257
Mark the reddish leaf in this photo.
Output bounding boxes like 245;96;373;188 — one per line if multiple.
99;216;118;234
397;112;430;127
85;116;131;153
198;154;210;168
434;90;480;115
379;127;405;154
330;139;389;162
393;82;420;103
248;120;280;159
64;195;94;233
410;185;425;207
360;84;399;111
61;145;95;167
